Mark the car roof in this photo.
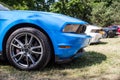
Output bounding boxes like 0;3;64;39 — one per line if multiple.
0;4;10;11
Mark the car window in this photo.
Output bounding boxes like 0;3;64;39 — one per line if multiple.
112;26;118;28
0;4;10;11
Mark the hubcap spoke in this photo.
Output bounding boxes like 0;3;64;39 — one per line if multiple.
11;43;22;49
28;54;35;64
31;46;42;54
14;38;24;48
26;54;29;67
12;51;25;58
31;46;41;49
25;34;28;44
16;54;24;63
31;50;42;54
28;36;33;45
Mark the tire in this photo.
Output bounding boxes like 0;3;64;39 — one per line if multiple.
5;27;51;70
108;31;115;38
102;31;108;38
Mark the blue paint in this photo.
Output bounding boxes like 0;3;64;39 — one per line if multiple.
0;10;91;59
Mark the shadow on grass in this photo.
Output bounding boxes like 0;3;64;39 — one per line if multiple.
90;41;108;45
0;59;10;65
0;51;107;71
46;51;107;70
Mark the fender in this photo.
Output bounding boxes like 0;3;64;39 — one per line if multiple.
0;19;58;53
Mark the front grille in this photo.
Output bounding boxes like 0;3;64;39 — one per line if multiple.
76;25;86;34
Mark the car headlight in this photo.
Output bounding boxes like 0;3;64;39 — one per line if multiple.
91;29;105;34
63;24;86;34
91;29;99;33
99;31;105;34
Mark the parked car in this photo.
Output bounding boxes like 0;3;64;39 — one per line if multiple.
0;3;91;70
117;27;120;35
103;26;118;38
85;25;104;43
110;25;120;35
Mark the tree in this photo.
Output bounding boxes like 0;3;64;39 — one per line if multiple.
0;0;32;10
34;0;55;11
89;0;120;27
0;0;55;10
50;0;92;21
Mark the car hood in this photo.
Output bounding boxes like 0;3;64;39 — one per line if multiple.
2;10;87;24
21;10;87;23
85;25;102;33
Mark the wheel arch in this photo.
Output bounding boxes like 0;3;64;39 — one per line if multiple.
2;23;55;60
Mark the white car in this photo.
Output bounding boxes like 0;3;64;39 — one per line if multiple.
85;25;104;43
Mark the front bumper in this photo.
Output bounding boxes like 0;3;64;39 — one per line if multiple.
55;48;85;63
53;32;91;60
89;33;102;43
116;32;120;35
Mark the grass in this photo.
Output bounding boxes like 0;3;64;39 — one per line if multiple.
0;37;120;80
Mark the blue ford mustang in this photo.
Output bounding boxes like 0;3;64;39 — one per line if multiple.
0;4;91;70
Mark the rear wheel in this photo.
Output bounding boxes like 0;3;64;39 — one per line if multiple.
5;27;51;70
108;30;115;38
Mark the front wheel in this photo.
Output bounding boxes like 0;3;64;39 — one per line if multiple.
102;31;108;38
5;27;51;70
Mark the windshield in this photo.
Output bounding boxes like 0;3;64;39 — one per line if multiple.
0;4;10;11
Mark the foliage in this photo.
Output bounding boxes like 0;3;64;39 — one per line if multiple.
50;0;92;22
90;0;120;27
0;0;32;10
90;2;112;26
108;1;120;25
0;0;55;10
